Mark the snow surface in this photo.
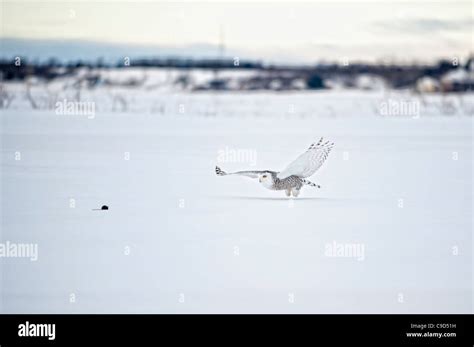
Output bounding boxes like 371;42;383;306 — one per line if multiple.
1;90;472;313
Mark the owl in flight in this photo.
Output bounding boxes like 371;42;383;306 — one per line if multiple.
215;138;334;197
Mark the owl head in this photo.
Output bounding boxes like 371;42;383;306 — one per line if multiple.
258;172;274;188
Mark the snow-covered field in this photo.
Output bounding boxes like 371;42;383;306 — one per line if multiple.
1;90;472;313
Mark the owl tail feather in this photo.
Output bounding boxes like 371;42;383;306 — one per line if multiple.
215;166;228;176
302;179;320;188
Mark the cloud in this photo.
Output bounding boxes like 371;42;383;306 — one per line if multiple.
373;17;473;34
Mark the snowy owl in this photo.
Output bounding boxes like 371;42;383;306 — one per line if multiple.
215;137;334;197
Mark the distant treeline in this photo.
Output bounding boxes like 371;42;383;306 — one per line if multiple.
0;57;472;91
0;57;262;81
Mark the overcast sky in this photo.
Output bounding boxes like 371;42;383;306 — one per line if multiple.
1;0;472;63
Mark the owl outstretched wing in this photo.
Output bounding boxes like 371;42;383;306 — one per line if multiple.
215;166;270;179
277;138;334;179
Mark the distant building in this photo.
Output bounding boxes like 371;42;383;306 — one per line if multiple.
416;76;440;93
440;66;474;92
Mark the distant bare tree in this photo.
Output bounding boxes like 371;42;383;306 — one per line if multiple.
150;101;164;114
0;84;15;109
108;91;128;112
438;94;458;115
25;81;39;109
45;82;60;109
456;93;474;116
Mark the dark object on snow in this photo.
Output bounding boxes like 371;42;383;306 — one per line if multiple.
92;205;109;211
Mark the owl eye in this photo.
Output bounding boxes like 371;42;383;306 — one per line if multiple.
262;175;267;178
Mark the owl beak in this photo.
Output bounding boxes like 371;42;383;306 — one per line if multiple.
259;177;263;183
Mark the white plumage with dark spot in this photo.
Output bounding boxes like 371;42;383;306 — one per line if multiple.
215;137;334;197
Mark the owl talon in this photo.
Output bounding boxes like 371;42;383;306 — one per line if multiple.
291;189;300;197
